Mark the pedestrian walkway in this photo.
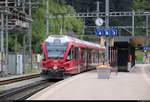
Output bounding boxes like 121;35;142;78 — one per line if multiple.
28;64;150;100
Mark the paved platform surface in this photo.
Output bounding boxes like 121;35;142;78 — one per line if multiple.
28;64;150;100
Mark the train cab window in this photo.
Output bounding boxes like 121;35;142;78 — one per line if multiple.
41;52;46;61
67;49;73;61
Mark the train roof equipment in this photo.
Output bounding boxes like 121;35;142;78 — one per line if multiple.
45;35;106;50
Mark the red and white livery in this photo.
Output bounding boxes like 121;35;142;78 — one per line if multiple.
41;35;105;79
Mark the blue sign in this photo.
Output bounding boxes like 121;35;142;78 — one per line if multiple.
104;29;110;36
110;28;118;36
96;28;118;37
143;47;150;51
96;29;103;36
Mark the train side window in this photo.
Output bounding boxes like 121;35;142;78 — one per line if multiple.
88;51;91;62
78;48;81;60
93;52;95;63
95;52;97;63
75;47;79;59
83;50;87;62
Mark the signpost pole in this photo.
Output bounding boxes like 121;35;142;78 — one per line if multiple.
96;1;102;65
105;0;109;65
146;15;149;46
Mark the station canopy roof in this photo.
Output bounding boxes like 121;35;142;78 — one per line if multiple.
113;36;147;47
130;36;147;47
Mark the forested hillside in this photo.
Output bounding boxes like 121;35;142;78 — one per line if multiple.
9;0;150;53
31;0;84;53
134;0;150;11
66;0;133;12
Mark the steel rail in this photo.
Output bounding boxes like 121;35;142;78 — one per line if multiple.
0;74;40;86
0;80;57;100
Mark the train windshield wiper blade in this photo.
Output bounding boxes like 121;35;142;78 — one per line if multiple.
55;51;64;59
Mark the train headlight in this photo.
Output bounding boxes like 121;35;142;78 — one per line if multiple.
53;66;58;70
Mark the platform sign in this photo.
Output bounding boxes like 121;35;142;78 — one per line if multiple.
96;28;104;36
143;47;150;51
110;28;118;36
96;28;118;37
104;29;110;36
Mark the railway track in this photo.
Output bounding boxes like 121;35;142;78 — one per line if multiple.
0;74;40;86
0;79;58;100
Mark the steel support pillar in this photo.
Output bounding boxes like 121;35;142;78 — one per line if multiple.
105;0;109;65
132;10;135;37
146;15;149;46
0;13;4;77
46;0;49;37
28;0;32;70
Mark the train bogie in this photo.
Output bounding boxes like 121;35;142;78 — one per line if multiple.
41;69;65;79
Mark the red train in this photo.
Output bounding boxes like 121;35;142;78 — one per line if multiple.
41;35;105;79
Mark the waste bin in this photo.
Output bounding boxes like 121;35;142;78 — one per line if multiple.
97;68;111;79
8;53;23;75
16;54;23;75
8;53;16;74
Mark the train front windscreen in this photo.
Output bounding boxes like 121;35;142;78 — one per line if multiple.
45;42;67;59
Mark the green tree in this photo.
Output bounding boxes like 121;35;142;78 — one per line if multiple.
32;0;84;53
133;0;150;11
133;0;150;36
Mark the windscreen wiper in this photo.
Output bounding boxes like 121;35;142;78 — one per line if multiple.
55;51;65;59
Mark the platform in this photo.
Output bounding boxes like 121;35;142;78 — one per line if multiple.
28;64;150;100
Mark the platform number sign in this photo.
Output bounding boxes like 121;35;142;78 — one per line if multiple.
96;28;118;37
104;29;110;36
143;47;150;52
96;29;103;36
110;28;118;36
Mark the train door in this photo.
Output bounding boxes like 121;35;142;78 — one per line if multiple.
83;49;88;71
87;50;91;70
74;47;80;73
94;51;100;65
89;50;95;70
91;51;94;65
93;50;99;65
78;48;82;72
